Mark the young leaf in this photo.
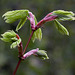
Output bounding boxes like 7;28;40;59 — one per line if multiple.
0;30;17;43
35;50;49;60
54;19;69;35
52;10;75;21
1;38;12;43
56;16;75;21
31;31;36;42
35;28;42;41
31;28;42;42
1;30;16;38
52;10;74;16
1;37;17;43
16;18;27;31
1;30;22;49
2;10;29;23
10;38;21;49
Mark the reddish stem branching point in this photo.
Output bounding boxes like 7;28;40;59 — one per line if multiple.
13;12;58;75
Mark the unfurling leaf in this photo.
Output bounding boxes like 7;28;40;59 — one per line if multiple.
2;10;29;23
35;50;49;60
1;30;21;49
54;19;69;35
1;38;12;43
1;30;16;43
32;28;42;42
52;10;74;16
10;38;21;49
31;15;42;42
1;30;16;38
16;18;27;31
52;10;75;21
35;28;42;41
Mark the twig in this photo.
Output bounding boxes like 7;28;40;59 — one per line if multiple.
13;59;21;75
23;30;34;54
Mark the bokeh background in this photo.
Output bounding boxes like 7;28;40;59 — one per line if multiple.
0;0;75;75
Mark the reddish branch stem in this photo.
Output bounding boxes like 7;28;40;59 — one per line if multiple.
13;59;21;75
18;42;23;57
13;31;34;75
23;30;34;54
16;34;23;57
13;13;57;75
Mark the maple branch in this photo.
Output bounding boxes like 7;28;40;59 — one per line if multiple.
23;30;34;54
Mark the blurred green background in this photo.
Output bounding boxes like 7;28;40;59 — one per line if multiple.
0;0;75;75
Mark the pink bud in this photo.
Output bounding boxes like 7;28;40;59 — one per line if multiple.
28;12;35;30
35;15;57;30
44;15;57;22
22;48;39;59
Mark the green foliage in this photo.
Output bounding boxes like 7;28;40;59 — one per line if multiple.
1;30;16;42
1;30;21;49
31;16;42;42
0;1;75;75
53;10;74;16
10;38;21;49
1;30;16;38
2;10;29;23
52;10;75;21
35;28;42;41
16;18;27;31
2;10;29;31
32;28;42;42
54;19;69;35
35;50;49;60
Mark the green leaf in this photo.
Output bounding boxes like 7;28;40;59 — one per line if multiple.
11;37;18;42
35;50;49;60
31;31;36;42
1;30;22;49
0;30;17;43
35;28;42;41
16;18;27;31
10;38;21;49
1;38;12;43
34;15;38;25
31;28;42;42
52;10;75;21
2;10;29;23
1;30;16;38
54;19;69;35
31;15;42;42
52;10;74;16
56;17;75;21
